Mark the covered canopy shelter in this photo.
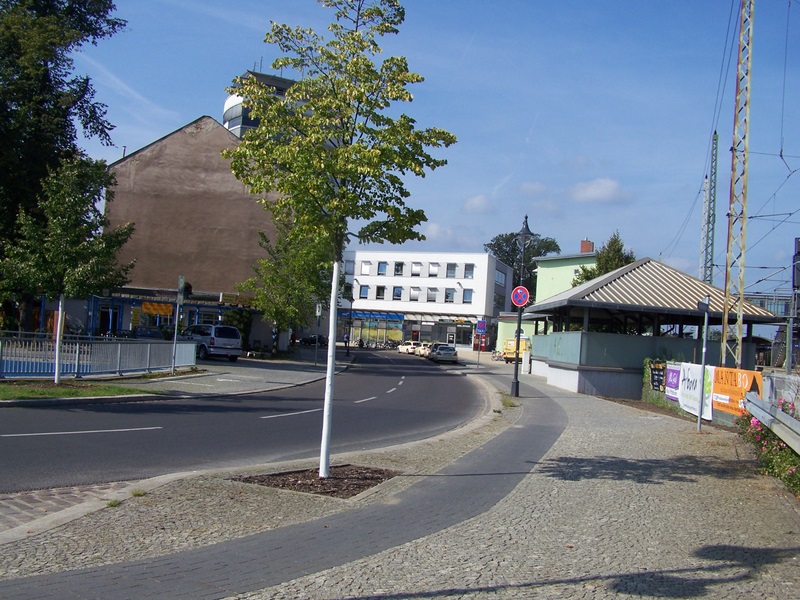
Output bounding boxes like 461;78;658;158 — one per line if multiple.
523;258;779;399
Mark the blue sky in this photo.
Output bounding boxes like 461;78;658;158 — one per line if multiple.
76;0;799;298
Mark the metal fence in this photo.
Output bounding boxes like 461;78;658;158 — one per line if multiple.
0;333;196;378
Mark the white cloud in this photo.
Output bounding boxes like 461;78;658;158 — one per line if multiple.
423;222;456;243
519;181;546;196
569;178;629;204
491;173;513;196
464;194;490;214
75;54;180;124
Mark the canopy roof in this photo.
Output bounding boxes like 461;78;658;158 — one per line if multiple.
526;258;778;328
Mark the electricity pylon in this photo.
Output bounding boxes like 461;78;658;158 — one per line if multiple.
721;0;754;368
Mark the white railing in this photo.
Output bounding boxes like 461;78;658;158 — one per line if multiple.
0;335;196;378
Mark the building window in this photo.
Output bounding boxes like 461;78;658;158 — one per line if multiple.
445;288;455;303
446;263;457;278
494;292;505;310
411;262;422;277
429;263;439;277
394;262;404;276
427;288;438;302
361;261;371;276
344;260;355;275
393;286;403;301
378;261;388;276
495;270;506;286
463;289;473;304
359;285;369;299
464;264;475;279
410;287;420;301
376;286;386;300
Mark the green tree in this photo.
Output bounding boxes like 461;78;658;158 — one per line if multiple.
0;0;125;326
572;230;636;286
237;226;333;341
1;156;134;381
484;230;560;301
224;0;456;476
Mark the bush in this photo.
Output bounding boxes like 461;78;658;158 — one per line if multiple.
735;397;800;497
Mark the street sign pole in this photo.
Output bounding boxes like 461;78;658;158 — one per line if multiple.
510;285;530;397
172;275;184;374
476;319;487;367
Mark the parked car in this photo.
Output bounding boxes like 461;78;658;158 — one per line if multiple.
177;324;242;361
430;345;458;363
398;340;421;354
421;342;441;358
426;342;445;359
300;334;327;346
131;326;165;340
416;342;432;357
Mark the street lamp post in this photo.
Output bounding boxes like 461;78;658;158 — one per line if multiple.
696;295;710;432
510;215;534;397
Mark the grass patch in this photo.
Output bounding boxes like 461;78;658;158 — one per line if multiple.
500;394;519;409
130;489;146;497
0;380;153;401
106;499;122;508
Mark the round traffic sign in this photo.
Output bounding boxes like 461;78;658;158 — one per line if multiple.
511;285;530;307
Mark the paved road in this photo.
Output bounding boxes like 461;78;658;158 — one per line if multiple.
0;350;482;492
0;349;798;599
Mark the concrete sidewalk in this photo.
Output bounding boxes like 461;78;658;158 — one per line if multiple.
1;350;799;598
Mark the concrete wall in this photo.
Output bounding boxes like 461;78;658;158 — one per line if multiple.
531;330;760;400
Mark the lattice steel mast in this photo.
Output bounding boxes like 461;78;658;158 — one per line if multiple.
700;132;718;285
721;0;754;368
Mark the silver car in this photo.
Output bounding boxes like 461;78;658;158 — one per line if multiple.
430;345;458;364
177;324;242;362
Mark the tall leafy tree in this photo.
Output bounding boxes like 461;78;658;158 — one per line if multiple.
484;231;560;301
238;226;333;340
0;0;124;326
2;156;134;382
225;0;456;476
572;230;636;286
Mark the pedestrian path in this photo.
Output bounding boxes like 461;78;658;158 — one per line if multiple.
0;373;568;598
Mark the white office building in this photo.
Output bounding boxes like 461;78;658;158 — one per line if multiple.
340;250;514;348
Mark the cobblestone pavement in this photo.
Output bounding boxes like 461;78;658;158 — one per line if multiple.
1;353;799;599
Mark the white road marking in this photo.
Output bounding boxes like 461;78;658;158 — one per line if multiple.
398;380;404;386
354;396;378;404
260;408;322;419
174;381;214;387
2;427;163;438
387;387;397;394
216;378;239;382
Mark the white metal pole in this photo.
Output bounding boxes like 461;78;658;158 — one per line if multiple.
53;293;65;384
319;259;341;478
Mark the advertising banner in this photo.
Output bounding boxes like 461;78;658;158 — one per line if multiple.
677;362;713;421
665;363;680;401
711;367;763;416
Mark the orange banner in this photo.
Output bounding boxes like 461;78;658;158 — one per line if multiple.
711;367;763;416
142;302;174;316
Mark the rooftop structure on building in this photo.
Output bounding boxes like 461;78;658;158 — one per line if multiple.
222;71;296;139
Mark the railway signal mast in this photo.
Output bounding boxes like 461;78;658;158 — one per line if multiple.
699;132;718;286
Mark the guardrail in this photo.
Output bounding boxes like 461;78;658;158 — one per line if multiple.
744;371;800;455
0;337;197;378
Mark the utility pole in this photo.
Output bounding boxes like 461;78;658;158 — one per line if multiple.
721;0;754;368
